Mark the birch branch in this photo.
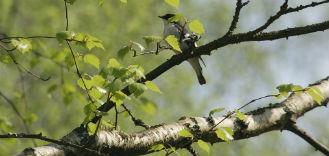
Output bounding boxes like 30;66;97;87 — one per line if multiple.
17;76;329;156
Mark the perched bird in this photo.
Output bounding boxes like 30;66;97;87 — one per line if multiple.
159;14;206;85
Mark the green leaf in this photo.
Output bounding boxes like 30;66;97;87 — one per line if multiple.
189;20;205;35
25;113;38;124
84;54;100;69
11;39;32;54
73;33;104;50
306;87;324;105
107;59;126;78
209;108;224;117
87;123;97;135
120;0;127;3
291;85;303;91
77;78;89;90
276;84;292;97
101;120;115;130
215;128;226;141
113;68;129;79
84;103;98;116
148;144;164;152
117;45;131;60
65;0;76;5
142;36;162;46
56;31;75;43
131;41;145;52
197;140;210;154
276;84;303;99
129;83;147;97
85;35;105;50
107;80;122;93
168;13;183;23
91;75;106;87
165;35;181;52
98;0;104;5
178;129;193;138
77;75;105;90
223;127;234;136
164;0;179;8
90;87;106;100
126;65;145;79
83;103;97;123
235;110;246;121
145;81;161;93
0;54;12;64
215;128;233;142
107;58;122;69
64;53;75;69
110;91;130;106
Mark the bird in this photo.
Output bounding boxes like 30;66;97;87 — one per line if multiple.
159;13;206;85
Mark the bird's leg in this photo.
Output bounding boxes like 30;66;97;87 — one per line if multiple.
179;21;188;42
155;42;160;55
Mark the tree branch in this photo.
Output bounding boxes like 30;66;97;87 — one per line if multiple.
122;104;150;129
225;0;249;36
17;76;329;155
0;133;103;156
285;124;329;155
0;91;32;136
94;19;329;121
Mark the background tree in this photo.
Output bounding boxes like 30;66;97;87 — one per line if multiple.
0;0;328;155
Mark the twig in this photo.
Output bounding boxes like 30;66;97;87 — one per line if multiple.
32;51;74;73
17;69;28;112
225;0;249;36
92;1;329;123
0;46;50;81
286;0;329;13
64;0;69;31
0;91;29;132
133;45;171;57
253;0;329;33
0;133;104;155
16;76;329;155
285;124;329;155
210;89;307;130
0;91;37;146
0;43;16;51
122;104;150;129
133;50;162;57
114;105;118;129
66;41;94;103
93;117;102;137
252;0;288;34
0;36;56;41
15;67;38;146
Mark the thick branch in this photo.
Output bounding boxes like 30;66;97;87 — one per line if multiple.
95;20;329;119
17;76;329;155
0;133;102;156
285;124;329;155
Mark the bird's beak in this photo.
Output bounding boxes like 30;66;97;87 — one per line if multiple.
158;15;164;19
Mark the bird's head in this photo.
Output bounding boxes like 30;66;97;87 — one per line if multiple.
158;14;175;21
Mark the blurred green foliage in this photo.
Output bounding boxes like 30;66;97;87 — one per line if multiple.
0;0;326;156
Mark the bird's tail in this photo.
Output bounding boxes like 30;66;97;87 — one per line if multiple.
187;57;206;85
